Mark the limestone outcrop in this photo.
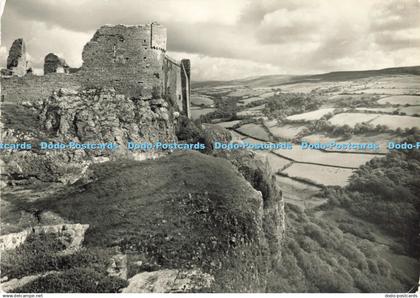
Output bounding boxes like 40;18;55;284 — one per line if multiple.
0;224;89;252
39;88;176;149
224;149;286;263
1;87;177;183
1;272;53;292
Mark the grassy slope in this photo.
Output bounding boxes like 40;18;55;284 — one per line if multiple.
30;151;271;292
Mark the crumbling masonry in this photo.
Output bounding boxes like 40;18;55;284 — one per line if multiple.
1;23;191;118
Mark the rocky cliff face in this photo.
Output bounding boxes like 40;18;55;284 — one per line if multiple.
200;124;285;263
1;92;286;293
223;150;286;263
39;88;176;152
1;87;177;184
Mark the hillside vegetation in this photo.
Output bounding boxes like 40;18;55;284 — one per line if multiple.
26;151;280;292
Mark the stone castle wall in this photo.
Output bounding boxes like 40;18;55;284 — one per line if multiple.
79;24;165;98
163;56;183;113
1;23;190;117
1;73;81;103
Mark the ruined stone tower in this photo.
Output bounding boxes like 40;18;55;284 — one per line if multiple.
1;23;191;118
79;22;190;117
6;38;28;77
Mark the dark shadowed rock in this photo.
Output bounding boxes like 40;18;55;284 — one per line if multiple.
215;149;285;264
44;53;69;74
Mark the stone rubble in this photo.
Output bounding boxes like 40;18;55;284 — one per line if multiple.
122;269;214;293
0;224;89;252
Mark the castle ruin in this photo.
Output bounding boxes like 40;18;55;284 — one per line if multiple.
3;38;30;77
1;22;191;118
44;53;70;75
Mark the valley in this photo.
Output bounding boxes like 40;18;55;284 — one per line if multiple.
190;67;420;292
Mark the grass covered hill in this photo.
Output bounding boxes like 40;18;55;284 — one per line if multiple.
28;151;279;292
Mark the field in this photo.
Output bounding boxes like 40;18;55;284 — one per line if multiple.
352;88;416;95
237;97;265;106
237;105;265;117
377;95;420;105
228;88;264;98
216;120;242;129
255;151;291;172
398;106;420;116
235;123;271;141
241;137;262;144
282;163;354;186
273;146;379;168
303;133;395;154
369;115;419;130
329;113;380;127
328;112;420;130
274;81;345;93
190;107;216;120
191;95;214;106
355;107;398;113
192;71;420;190
286;108;335;121
275;175;324;210
264;120;305;139
229;130;246;141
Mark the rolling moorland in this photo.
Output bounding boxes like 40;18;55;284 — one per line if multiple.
0;66;419;293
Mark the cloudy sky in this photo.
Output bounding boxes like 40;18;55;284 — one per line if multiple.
1;0;419;81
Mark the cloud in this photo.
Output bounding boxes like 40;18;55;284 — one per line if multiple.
5;0;246;32
370;0;420;32
1;8;91;69
369;0;420;51
1;0;419;80
170;51;283;81
374;28;420;50
256;8;325;44
0;46;7;65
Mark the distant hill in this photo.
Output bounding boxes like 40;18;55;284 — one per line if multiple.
192;65;420;88
305;65;420;82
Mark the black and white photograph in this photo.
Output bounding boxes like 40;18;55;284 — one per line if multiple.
0;0;419;295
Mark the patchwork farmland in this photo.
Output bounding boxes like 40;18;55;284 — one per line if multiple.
191;69;420;204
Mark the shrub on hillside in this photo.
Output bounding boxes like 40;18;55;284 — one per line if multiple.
1;232;114;280
14;268;128;293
